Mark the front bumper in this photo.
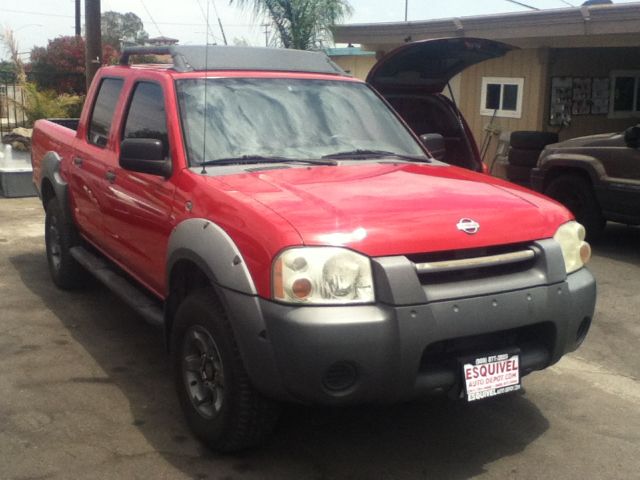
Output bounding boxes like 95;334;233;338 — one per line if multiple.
222;263;596;405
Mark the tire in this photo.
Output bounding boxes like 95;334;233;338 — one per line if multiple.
544;175;606;239
510;131;559;150
508;148;541;167
171;288;279;452
506;164;533;183
44;199;88;289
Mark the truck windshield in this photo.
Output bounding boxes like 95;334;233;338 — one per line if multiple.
175;78;427;165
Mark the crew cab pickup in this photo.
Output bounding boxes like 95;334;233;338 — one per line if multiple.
31;45;596;452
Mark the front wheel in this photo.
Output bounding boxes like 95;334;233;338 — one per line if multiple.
171;288;279;452
545;174;605;239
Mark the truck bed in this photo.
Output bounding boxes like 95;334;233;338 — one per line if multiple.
31;118;79;196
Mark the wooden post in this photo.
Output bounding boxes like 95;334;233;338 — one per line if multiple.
84;0;101;91
75;0;81;36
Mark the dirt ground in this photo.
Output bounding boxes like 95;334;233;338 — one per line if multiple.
1;197;639;480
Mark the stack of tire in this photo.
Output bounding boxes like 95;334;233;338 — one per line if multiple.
506;131;559;186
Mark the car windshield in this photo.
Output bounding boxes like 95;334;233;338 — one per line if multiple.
175;78;427;165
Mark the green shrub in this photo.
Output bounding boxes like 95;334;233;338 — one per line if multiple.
18;83;84;126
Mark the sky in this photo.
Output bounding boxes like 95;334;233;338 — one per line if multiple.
1;0;639;61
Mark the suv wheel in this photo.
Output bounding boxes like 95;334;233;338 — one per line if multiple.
545;175;605;239
171;288;279;452
45;199;88;289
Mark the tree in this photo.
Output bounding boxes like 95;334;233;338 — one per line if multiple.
1;28;26;83
231;0;352;50
101;11;149;50
30;36;118;94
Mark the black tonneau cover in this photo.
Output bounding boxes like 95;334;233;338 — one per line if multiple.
120;45;346;76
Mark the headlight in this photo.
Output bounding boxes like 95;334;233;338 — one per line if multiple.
553;221;592;274
272;247;375;304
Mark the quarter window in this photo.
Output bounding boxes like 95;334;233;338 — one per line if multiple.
88;78;124;147
123;82;169;158
480;77;524;118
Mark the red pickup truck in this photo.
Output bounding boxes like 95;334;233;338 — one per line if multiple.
31;45;596;452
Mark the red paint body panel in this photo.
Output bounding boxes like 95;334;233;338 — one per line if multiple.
31;64;573;301
218;163;570;255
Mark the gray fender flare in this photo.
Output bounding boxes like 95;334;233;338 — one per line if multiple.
538;154;606;186
166;218;257;295
41;152;71;220
165;219;287;397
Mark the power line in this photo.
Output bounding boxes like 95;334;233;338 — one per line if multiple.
195;0;219;43
211;0;228;45
2;8;75;18
139;0;164;36
505;0;540;10
1;7;255;27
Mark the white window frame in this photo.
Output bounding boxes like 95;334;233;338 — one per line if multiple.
480;77;524;119
609;70;640;119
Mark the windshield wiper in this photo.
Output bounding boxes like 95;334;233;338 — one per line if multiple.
199;155;337;167
321;149;431;162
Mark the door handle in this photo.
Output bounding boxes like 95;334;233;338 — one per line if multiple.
105;170;116;183
73;156;83;167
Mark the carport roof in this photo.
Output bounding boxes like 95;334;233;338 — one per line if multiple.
333;2;640;50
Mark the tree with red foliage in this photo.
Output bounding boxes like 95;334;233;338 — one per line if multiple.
30;36;118;95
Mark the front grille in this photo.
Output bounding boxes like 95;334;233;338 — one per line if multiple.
407;243;537;284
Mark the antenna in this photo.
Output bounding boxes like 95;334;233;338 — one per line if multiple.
200;0;211;174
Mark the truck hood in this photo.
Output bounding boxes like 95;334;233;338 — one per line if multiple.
217;163;570;256
549;132;625;149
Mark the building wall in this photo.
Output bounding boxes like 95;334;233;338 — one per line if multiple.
331;55;377;80
457;49;548;163
548;47;640;140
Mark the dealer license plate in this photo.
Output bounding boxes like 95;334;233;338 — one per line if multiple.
463;352;521;402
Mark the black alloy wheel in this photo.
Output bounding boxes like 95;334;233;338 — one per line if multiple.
182;325;226;419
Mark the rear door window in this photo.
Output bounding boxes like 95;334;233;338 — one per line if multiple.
122;82;169;158
88;78;124;147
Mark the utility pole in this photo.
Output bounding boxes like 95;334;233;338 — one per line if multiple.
75;0;81;36
85;0;101;91
261;23;270;47
405;0;408;21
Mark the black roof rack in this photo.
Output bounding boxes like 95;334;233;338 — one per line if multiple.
119;45;347;76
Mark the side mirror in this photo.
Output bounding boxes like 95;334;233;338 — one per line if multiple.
419;133;446;161
623;125;640;148
119;138;171;177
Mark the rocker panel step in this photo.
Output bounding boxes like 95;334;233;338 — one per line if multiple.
70;246;164;328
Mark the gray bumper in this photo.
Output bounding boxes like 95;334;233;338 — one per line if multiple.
221;265;596;405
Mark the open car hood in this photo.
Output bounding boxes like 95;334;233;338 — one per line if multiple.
367;37;516;94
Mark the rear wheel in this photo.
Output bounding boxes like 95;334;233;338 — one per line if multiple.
545;175;605;239
45;199;88;289
171;288;279;452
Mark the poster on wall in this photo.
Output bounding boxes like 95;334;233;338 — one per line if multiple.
571;78;592;115
549;77;573;126
549;76;611;125
591;78;610;115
